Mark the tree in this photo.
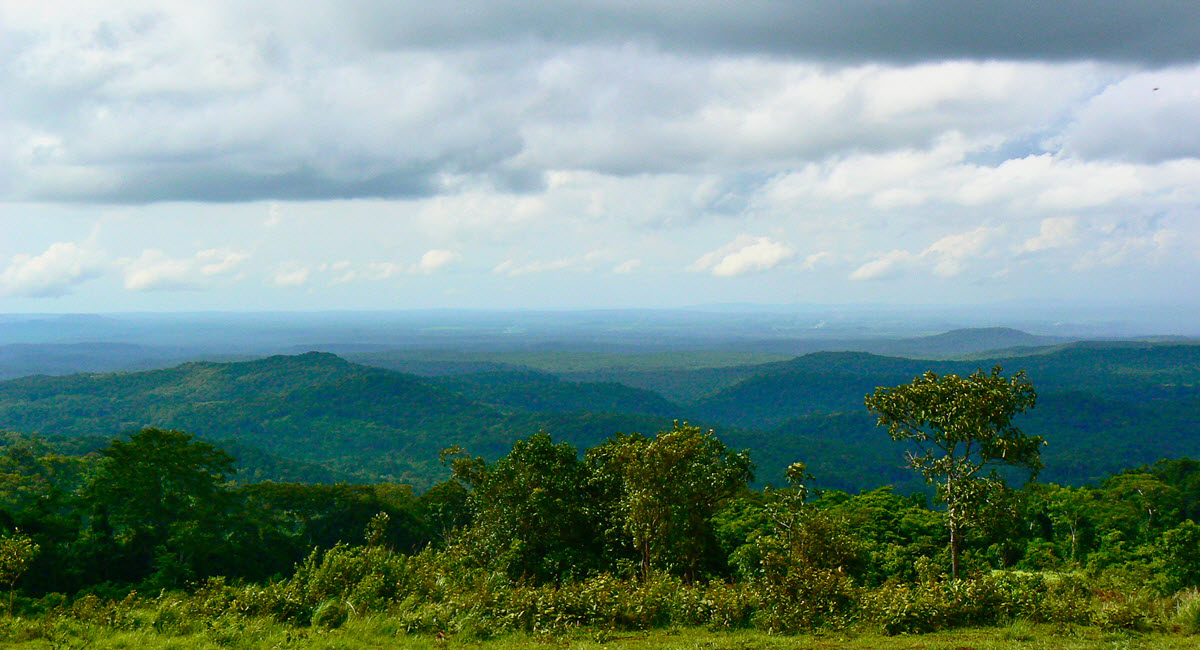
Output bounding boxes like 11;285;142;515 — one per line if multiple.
84;428;236;586
1157;519;1200;590
449;433;605;582
0;533;38;614
864;366;1042;579
586;422;753;580
1036;483;1096;563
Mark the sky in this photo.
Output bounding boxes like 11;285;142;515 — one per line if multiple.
2;1;1199;324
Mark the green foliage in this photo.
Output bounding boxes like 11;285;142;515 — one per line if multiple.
0;533;38;614
4;351;1200;643
1158;521;1200;591
860;571;1096;635
1171;589;1200;635
5;343;1200;497
81;428;236;589
87;428;234;531
747;466;864;632
817;487;944;585
284;542;408;618
448;433;606;583
866;366;1041;578
586;423;753;579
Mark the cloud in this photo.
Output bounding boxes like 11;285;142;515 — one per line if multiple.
1061;65;1200;163
0;241;105;297
765;144;1200;220
689;235;796;277
123;248;248;291
264;203;285;227
493;257;578;277
368;261;404;280
520;59;1099;179
413;249;461;274
846;227;999;281
2;3;1200;315
612;259;641;274
850;250;916;281
921;226;1000;277
315;2;1200;64
493;251;605;277
1;1;1161;206
799;251;836;271
199;248;250;275
272;262;311;287
1074;228;1176;270
323;261;358;285
1020;217;1078;253
271;255;443;287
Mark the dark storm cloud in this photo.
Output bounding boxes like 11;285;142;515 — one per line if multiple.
354;0;1200;65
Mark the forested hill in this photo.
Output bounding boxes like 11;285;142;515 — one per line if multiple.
690;342;1200;428
0;352;678;488
1;342;1199;492
688;343;1200;489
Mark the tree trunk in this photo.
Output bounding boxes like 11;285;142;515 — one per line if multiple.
948;508;960;580
1069;522;1078;562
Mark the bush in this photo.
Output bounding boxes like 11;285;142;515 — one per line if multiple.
311;598;350;629
859;572;1088;635
754;566;856;633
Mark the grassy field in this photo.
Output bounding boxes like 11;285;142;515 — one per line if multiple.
3;618;1196;650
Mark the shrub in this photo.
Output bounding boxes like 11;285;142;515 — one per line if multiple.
753;566;857;633
859;572;1058;635
311;598;350;629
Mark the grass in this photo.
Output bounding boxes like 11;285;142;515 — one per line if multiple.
1;618;1197;650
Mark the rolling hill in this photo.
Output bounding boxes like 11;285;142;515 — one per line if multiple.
1;337;1198;493
0;352;676;489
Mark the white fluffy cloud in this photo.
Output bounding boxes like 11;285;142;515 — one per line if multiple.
1061;66;1200;163
123;248;248;291
850;250;916;281
689;235;795;277
921;226;1000;278
1020;217;1078;253
0;241;105;297
413;249;461;274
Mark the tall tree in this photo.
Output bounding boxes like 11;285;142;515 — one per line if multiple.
84;428;235;586
865;367;1042;579
587;422;753;580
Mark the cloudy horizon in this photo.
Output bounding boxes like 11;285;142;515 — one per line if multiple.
2;1;1199;327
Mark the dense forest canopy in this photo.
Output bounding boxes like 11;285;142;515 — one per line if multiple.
1;419;1199;637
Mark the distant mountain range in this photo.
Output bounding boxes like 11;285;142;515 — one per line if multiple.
0;325;1109;382
0;328;1197;493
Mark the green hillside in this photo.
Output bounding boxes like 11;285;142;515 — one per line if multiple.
691;352;951;428
690;343;1200;421
1;341;1199;493
0;352;676;489
683;343;1200;489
